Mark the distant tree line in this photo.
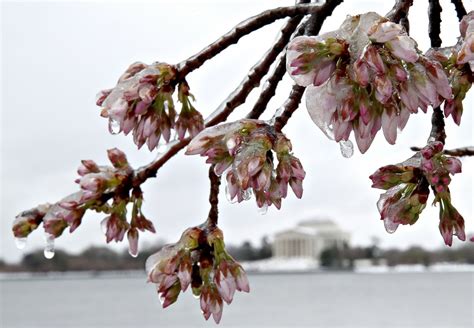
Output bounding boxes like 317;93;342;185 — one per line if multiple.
1;240;473;273
0;238;273;273
320;244;474;268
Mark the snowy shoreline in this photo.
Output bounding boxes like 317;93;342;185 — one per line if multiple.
1;260;473;281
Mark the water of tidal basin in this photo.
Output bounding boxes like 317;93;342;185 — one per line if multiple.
1;272;473;327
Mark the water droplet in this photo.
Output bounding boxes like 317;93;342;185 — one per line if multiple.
225;185;237;204
384;217;399;234
100;217;109;234
44;234;55;259
128;248;138;258
257;204;268;215
158;293;165;305
15;237;27;250
339;140;354;158
242;189;253;201
108;119;121;135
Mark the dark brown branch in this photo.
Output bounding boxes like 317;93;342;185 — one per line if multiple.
251;0;343;122
428;107;446;144
204;15;306;127
177;4;333;78
386;0;414;23
410;146;474;156
274;85;306;132
206;165;221;227
428;0;443;48
450;0;467;21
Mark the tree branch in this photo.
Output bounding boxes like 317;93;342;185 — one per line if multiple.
428;0;443;48
428;107;446;144
273;85;306;132
204;12;306;127
206;165;221;228
450;0;467;21
177;3;332;78
386;0;414;23
410;146;474;156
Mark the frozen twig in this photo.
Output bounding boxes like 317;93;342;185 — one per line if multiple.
206;165;221;228
450;0;467;21
177;3;328;78
410;146;474;156
386;0;414;23
429;0;443;48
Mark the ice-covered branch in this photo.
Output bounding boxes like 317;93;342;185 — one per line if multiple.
429;0;443;48
206;165;221;228
410;146;474;156
177;3;338;78
386;0;414;23
273;85;306;132
451;0;467;21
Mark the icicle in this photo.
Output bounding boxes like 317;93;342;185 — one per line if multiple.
257;204;268;215
100;217;109;234
108;119;121;135
383;217;400;234
339;140;354;158
44;233;55;259
15;237;27;250
225;185;238;204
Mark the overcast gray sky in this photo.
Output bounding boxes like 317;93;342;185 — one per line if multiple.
1;0;473;263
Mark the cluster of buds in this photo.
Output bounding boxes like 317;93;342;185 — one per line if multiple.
425;11;474;125
146;225;249;323
287;12;454;154
97;62;204;150
370;141;465;246
185;119;305;209
12;148;155;257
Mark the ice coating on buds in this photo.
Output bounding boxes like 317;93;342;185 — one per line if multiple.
186;119;305;209
13;149;155;256
97;62;204;149
146;225;249;323
288;12;454;154
457;12;474;68
12;204;51;238
370;142;466;246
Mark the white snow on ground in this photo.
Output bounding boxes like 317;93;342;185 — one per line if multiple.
241;257;474;273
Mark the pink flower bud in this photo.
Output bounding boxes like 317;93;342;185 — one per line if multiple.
368;21;404;43
386;36;419;63
363;45;386;74
374;75;393;104
444;157;462;175
127;228;139;257
107;148;129;169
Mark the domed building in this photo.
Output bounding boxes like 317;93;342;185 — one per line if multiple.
273;219;350;259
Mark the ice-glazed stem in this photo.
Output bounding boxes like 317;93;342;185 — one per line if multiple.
177;3;340;78
206;165;221;228
450;0;467;21
410;146;474;156
429;0;443;48
386;0;414;23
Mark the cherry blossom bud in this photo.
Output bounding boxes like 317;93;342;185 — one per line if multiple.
363;45;386;74
77;160;100;176
107;148;129;169
439;199;466;246
368;21;404;43
123;228;138;257
386;36;419;62
353;59;370;87
12;204;51;238
374;75;393;104
444;157;462;175
313;59;336;86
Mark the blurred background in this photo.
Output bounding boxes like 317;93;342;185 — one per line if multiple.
1;0;473;327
